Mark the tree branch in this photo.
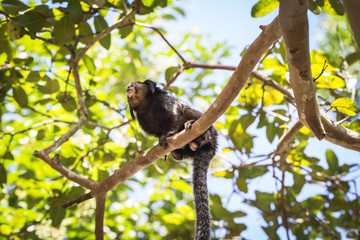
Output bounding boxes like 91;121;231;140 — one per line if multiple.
94;194;107;240
279;0;326;140
275;121;304;155
343;0;360;51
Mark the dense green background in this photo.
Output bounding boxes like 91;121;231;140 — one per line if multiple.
0;0;359;239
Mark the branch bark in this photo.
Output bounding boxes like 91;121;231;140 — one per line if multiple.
343;0;360;51
279;0;326;140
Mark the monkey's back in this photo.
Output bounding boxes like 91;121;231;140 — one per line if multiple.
135;91;187;138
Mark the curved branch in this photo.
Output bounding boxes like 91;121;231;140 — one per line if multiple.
279;0;326;140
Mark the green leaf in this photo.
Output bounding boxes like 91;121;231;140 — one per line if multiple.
119;24;133;39
36;129;45;140
329;0;345;15
330;98;358;116
49;198;66;228
266;122;276;143
54;16;75;44
66;0;83;24
13;86;28;108
163;14;176;20
26;71;41;82
38;78;60;94
0;163;6;185
58;94;77;112
251;0;279;18
142;0;155;7
326;149;339;173
345;52;360;66
64;186;86;200
98;169;109;181
35;98;53;105
94;16;111;50
349;119;360;132
174;7;185;16
0;0;29;15
79;22;93;44
83;54;96;75
165;66;179;83
13;7;52;35
56;93;77;112
292;172;306;195
6;21;26;40
236;176;248;193
10;210;26;229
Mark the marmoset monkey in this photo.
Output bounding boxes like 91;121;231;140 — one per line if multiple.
126;80;217;240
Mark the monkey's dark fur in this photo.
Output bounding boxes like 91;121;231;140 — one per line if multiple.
126;80;217;240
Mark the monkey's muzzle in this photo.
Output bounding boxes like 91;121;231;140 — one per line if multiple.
126;84;135;96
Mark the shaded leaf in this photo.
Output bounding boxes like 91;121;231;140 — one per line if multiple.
345;52;360;66
38;78;60;94
26;71;41;82
54;16;75;44
0;163;6;185
13;6;52;35
349;119;360;132
119;24;133;39
326;149;339;173
0;0;29;15
49;198;66;228
94;16;111;50
79;22;93;44
329;0;345;15
165;66;179;83
56;93;77;112
13;86;28;107
83;54;96;75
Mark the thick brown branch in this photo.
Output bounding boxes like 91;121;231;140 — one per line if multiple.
279;0;326;140
94;194;107;240
343;0;360;50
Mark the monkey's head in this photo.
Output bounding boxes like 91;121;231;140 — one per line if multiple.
126;80;156;119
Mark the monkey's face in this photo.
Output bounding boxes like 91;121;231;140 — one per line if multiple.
126;81;149;109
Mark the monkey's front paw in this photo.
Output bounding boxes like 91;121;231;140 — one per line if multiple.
159;137;168;149
184;120;196;130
